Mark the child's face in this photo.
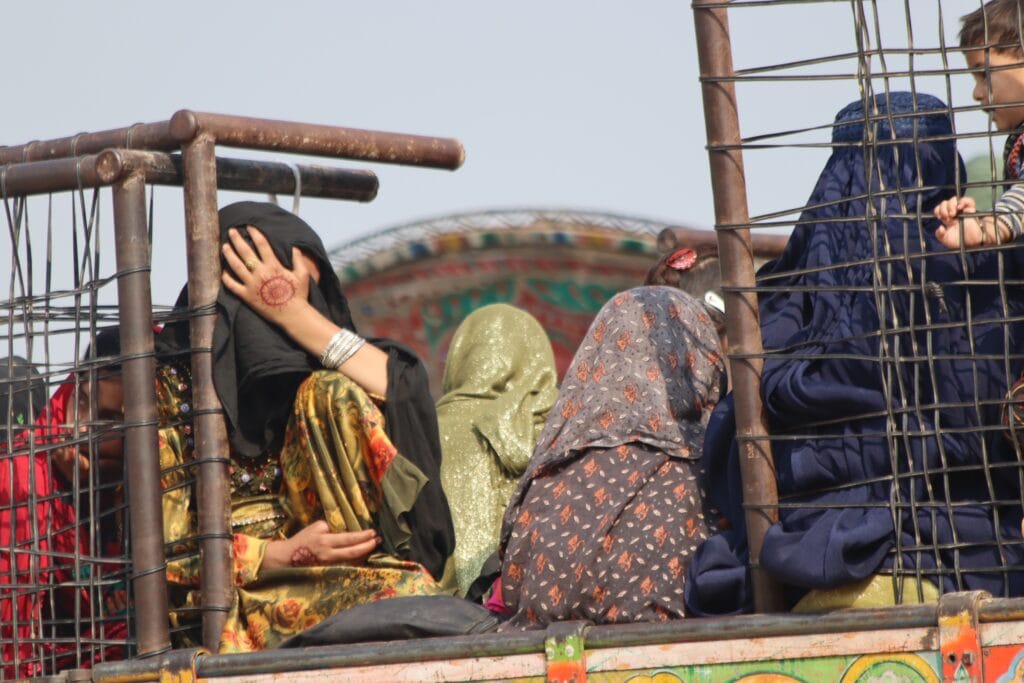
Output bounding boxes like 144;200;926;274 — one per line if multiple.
966;48;1024;131
78;375;125;478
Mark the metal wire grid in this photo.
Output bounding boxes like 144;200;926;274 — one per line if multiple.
0;187;196;677
704;0;1024;602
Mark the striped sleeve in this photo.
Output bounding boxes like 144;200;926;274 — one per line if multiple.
994;183;1024;241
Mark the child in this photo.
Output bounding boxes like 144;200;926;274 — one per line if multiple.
934;0;1024;248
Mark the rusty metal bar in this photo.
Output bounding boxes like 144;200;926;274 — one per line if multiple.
97;149;379;202
92;600;941;681
90;593;1024;681
0;155;107;195
0;151;379;202
112;170;172;656
693;0;783;612
169;110;465;170
665;226;789;259
91;647;209;683
977;596;1024;623
0;113;465;172
181;134;233;651
0;119;178;166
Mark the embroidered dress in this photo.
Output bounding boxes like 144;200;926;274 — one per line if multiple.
155;202;452;651
499;287;725;628
157;362;440;652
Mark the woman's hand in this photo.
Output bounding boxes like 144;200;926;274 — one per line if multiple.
262;520;381;570
221;224;391;397
221;226;313;329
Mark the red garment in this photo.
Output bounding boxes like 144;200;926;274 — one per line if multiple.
1;380;82;677
483;577;509;615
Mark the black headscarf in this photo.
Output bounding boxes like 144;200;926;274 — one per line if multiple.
158;201;454;579
212;202;355;457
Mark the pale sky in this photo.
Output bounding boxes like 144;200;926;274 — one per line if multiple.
0;1;997;366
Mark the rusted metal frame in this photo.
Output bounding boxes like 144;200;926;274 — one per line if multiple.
0;110;464;171
92;600;940;681
169;110;464;170
0;149;383;653
90;647;209;683
0;119;178;166
0;155;175;657
0;152;379;203
180;134;233;652
692;0;784;612
91;632;547;680
89;604;935;681
187;631;548;679
111;170;172;657
977;596;1024;622
586;603;939;648
544;620;590;683
0;155;110;194
97;150;379;202
81;593;1024;681
1;111;465;657
938;591;987;681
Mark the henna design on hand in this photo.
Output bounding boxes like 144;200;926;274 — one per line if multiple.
259;276;297;308
290;546;318;567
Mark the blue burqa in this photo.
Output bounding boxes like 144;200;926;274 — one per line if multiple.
686;92;1024;615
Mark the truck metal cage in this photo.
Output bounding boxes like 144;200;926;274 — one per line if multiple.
0;113;462;678
7;1;1024;681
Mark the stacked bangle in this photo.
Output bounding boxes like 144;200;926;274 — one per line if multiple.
319;328;366;369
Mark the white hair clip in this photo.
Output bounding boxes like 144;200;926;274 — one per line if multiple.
704;291;725;314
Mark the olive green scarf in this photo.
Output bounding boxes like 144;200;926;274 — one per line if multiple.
436;304;558;596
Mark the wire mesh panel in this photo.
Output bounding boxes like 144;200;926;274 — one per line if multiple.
0;189;141;676
690;0;1024;613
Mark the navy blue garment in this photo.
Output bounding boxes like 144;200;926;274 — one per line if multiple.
686;92;1024;615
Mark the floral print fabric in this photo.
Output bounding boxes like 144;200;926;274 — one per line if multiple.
156;364;440;652
499;286;725;628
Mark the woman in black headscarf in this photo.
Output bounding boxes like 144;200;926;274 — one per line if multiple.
156;202;455;652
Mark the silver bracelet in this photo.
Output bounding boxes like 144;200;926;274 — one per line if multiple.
319;328;366;369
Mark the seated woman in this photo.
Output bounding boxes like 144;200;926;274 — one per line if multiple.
498;286;726;628
436;304;558;598
155;201;455;651
686;92;1024;616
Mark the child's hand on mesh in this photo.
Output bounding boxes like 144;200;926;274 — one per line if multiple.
934;196;985;248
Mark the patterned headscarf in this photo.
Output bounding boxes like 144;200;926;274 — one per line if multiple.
157;201;356;458
526;286;726;478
